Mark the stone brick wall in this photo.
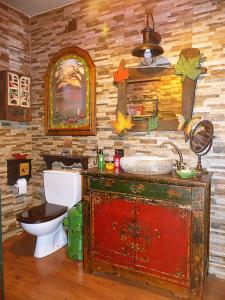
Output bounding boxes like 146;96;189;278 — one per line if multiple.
30;0;225;279
0;0;225;279
0;3;32;239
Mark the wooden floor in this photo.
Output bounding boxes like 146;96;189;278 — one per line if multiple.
2;233;225;300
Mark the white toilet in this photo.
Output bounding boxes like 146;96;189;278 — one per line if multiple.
17;169;82;258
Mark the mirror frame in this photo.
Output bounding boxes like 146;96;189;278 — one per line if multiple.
119;66;196;132
190;120;214;154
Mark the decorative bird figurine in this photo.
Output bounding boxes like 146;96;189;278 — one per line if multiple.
176;114;202;141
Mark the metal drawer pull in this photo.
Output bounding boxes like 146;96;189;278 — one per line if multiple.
128;223;135;232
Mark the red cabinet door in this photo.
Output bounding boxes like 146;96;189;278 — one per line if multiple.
91;193;135;267
135;202;191;286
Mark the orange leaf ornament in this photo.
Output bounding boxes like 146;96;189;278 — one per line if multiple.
113;63;129;84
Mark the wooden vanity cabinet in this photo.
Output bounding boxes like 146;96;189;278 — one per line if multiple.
83;168;211;299
92;193;191;284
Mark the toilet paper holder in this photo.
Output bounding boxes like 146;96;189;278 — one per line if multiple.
7;159;32;185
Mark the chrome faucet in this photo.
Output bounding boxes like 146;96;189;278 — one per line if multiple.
160;141;185;170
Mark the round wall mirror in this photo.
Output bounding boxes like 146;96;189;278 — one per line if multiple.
190;120;214;173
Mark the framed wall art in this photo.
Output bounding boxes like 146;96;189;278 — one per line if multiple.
45;46;96;136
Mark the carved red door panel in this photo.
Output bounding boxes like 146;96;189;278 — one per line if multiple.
91;193;135;267
135;203;191;286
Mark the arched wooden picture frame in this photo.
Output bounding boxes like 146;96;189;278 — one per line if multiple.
45;46;96;136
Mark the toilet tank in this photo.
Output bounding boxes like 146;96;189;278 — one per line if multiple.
43;170;82;208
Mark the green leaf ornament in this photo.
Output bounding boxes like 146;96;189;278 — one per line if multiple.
173;52;202;81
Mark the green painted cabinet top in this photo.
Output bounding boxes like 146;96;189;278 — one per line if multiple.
83;167;212;188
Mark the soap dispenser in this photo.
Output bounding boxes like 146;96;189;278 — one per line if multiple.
98;149;105;169
114;149;121;168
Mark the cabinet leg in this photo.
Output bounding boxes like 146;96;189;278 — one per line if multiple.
83;261;92;274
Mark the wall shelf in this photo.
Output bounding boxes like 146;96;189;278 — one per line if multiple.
42;154;89;170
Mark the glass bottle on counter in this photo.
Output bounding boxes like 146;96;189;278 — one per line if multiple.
98;149;105;169
113;150;121;168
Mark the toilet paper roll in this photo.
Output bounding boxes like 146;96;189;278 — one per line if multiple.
15;178;27;195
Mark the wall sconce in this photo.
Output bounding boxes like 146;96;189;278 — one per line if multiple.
132;13;164;65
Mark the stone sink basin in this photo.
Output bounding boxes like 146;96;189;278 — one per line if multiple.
120;156;174;175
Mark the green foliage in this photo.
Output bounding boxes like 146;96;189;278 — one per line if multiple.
147;114;159;135
173;54;202;81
